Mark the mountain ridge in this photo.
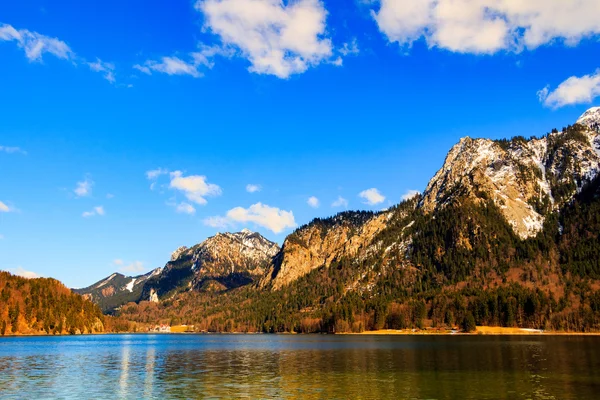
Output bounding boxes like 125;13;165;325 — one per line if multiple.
82;107;600;333
76;229;279;312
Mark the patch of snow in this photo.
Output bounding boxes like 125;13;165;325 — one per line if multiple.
125;279;136;292
577;107;600;131
529;139;555;206
522;213;544;238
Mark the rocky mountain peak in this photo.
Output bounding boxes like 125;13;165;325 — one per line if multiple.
171;246;188;261
154;229;282;293
577;106;600;132
210;229;280;258
421;111;600;239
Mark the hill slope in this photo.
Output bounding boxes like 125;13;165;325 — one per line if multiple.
0;271;105;335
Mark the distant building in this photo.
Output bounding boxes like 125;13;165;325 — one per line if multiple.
150;324;171;333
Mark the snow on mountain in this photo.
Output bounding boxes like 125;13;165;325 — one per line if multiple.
182;229;279;278
577;107;600;132
421;107;600;238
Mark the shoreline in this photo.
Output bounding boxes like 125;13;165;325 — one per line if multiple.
3;327;600;338
342;327;600;336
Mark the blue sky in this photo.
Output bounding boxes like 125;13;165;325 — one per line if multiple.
1;0;599;288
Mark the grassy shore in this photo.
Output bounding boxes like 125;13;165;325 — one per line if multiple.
345;326;600;335
4;326;600;337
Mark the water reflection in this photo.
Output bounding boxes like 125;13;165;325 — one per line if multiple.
119;342;130;399
144;345;156;399
0;335;598;399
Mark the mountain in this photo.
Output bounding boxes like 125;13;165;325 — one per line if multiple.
140;228;279;300
76;229;279;313
93;107;600;333
1;271;105;335
262;211;395;290
74;269;163;314
421;117;600;239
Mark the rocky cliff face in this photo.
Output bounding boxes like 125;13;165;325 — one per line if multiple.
420;108;600;238
262;204;418;292
262;211;389;290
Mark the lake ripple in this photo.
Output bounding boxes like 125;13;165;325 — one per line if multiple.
1;334;599;399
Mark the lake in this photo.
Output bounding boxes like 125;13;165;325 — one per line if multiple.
0;334;599;399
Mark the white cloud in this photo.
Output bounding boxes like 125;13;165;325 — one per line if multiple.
537;86;550;103
11;266;40;279
0;146;26;155
0;23;116;83
146;168;170;181
307;196;320;208
203;215;232;229
142;56;202;78
539;69;600;108
146;168;170;191
330;38;360;66
122;261;144;273
401;189;420;201
169;171;222;205
359;188;385;205
134;44;232;78
340;38;360;56
106;193;114;199
0;234;4;239
195;0;334;78
133;64;151;75
174;202;196;215
0;201;13;213
112;260;145;274
82;206;105;218
74;177;93;197
0;23;74;62
146;168;169;180
331;196;349;208
205;202;296;233
88;58;116;83
372;0;600;54
246;184;262;193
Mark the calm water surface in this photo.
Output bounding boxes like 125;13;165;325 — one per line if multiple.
0;334;599;399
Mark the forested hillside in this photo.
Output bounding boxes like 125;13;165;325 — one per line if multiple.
0;272;106;335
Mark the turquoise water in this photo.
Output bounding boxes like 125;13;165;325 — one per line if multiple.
0;334;599;399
